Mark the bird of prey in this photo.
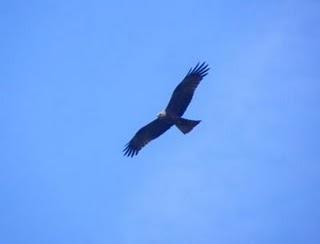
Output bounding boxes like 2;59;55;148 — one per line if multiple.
123;62;209;157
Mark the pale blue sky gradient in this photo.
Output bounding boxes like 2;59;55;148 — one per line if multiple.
1;1;320;243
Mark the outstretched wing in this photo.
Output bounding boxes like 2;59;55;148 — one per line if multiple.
123;118;173;157
166;62;209;117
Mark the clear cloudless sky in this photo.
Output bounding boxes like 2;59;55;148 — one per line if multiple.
1;0;320;243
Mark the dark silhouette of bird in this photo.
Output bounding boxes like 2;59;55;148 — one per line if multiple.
123;62;210;157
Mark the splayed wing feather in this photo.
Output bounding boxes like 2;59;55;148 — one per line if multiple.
165;62;209;117
123;118;173;157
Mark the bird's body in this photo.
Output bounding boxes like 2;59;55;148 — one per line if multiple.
123;62;209;157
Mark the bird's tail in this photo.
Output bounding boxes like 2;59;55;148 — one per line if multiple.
175;118;201;134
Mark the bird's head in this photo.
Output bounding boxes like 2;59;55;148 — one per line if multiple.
157;110;167;118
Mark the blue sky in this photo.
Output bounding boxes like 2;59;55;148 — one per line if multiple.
1;0;320;243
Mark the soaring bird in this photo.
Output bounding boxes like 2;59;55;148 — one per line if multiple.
123;62;209;157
